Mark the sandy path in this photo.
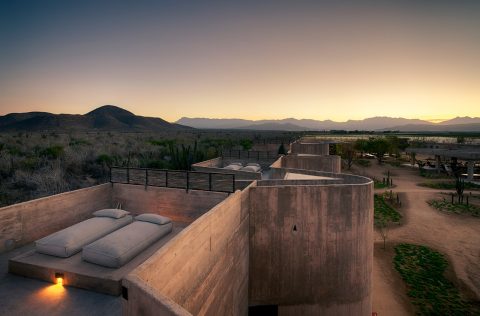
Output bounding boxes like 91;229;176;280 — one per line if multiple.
352;163;480;315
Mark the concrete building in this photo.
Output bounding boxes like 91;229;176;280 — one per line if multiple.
0;138;373;316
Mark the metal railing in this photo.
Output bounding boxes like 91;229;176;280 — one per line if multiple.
110;167;236;193
221;150;279;160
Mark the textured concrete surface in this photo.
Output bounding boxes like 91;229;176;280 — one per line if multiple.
112;184;227;223
0;184;112;253
290;142;330;155
280;154;341;173
249;183;373;315
0;244;121;316
123;185;252;316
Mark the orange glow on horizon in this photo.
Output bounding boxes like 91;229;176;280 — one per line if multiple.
1;2;479;121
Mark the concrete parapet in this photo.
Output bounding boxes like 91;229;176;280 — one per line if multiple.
122;183;254;316
276;154;341;173
290;141;330;155
0;184;112;253
112;184;227;223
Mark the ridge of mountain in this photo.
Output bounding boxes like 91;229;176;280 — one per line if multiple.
0;105;190;131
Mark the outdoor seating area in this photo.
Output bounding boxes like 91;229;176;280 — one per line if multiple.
9;209;179;295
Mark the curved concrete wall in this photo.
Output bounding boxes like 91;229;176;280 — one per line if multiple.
290;142;330;155
249;181;373;315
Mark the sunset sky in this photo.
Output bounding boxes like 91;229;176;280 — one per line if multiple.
0;0;479;122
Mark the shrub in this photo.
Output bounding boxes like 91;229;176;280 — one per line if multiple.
394;243;477;315
96;154;114;166
40;145;64;159
374;194;401;225
356;159;371;167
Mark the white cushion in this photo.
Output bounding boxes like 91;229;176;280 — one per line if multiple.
93;208;130;219
82;221;173;268
241;165;261;172
135;213;171;225
224;164;242;170
35;215;133;258
246;163;260;167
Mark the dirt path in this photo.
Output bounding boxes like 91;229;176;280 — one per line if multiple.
351;163;480;315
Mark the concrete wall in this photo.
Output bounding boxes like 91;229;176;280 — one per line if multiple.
192;157;222;168
290;142;329;156
0;184;112;253
269;166;371;185
112;184;228;224
123;184;253;316
280;155;341;173
249;182;373;316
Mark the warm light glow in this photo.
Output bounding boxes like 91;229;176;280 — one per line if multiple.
56;277;63;286
35;283;66;301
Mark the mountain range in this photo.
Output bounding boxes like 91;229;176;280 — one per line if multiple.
176;116;480;132
0;105;189;132
1;105;479;132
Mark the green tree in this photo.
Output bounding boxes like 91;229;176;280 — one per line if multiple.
354;139;368;157
367;138;390;164
338;142;356;170
239;139;253;150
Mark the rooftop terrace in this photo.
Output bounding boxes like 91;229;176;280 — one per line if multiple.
0;138;374;316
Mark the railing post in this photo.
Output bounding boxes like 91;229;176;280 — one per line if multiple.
248;151;250;159
145;169;148;189
165;170;169;187
186;171;190;192
127;167;130;184
257;151;260;160
209;173;212;191
109;167;112;183
232;174;236;192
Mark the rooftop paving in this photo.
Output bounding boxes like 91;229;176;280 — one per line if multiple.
0;244;121;316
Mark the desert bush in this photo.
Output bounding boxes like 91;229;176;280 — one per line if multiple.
40;145;64;159
394;243;478;315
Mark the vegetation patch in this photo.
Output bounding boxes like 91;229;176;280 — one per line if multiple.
394;243;478;315
374;181;388;189
428;199;480;217
374;193;401;225
355;159;371;167
419;181;480;190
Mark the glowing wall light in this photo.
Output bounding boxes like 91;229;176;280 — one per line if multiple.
55;272;64;285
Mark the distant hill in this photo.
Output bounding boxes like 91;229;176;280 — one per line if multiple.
177;116;436;131
0;105;190;132
385;122;480;132
237;122;308;131
438;116;480;125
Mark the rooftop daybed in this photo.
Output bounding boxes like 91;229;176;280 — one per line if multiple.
240;163;261;173
35;209;133;258
224;162;243;170
82;214;173;268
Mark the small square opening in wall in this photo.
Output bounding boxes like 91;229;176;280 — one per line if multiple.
122;286;128;300
248;305;278;316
